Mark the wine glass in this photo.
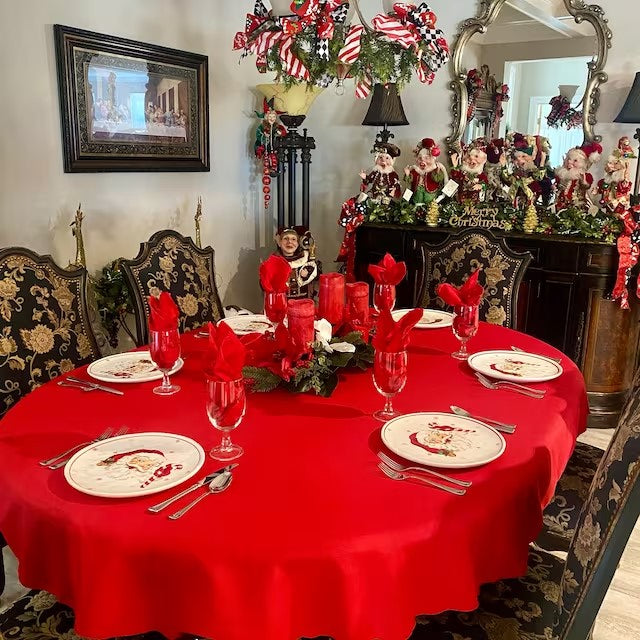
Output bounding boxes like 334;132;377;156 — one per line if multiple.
264;291;287;335
372;350;408;421
149;328;181;395
206;378;246;461
451;304;479;360
373;283;396;313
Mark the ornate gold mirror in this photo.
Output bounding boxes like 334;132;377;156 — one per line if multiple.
447;0;612;161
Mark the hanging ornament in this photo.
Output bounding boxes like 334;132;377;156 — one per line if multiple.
254;97;287;209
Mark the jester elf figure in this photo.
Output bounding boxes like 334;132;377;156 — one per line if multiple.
612;207;640;310
450;145;489;204
273;226;321;300
504;133;553;209
484;140;508;202
359;143;402;205
403;138;448;205
592;149;633;214
554;142;602;211
255;98;287;208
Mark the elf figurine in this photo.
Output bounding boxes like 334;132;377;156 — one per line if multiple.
611;206;640;310
592;149;633;214
403;138;448;206
450;144;489;204
504;133;553;209
484;139;508;202
255;98;287;209
554;142;602;211
359;143;402;205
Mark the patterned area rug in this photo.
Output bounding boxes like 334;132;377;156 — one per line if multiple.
0;590;167;640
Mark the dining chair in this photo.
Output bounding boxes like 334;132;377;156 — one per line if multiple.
412;229;532;328
409;364;640;640
119;230;224;346
0;247;101;594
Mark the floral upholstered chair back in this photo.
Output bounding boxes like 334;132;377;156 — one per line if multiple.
0;248;100;417
413;230;531;328
554;367;640;640
120;230;224;345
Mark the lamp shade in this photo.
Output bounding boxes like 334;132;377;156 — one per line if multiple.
362;83;409;127
614;72;640;124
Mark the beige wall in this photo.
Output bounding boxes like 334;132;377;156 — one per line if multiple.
0;0;638;312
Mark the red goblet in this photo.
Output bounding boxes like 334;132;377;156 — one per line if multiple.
451;304;479;360
149;328;181;395
372;350;408;422
373;283;396;313
206;378;246;461
264;291;287;335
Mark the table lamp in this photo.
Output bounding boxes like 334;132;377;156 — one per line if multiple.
362;83;409;149
614;71;640;200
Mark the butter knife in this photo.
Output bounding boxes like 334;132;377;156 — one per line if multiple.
66;376;124;396
147;464;238;513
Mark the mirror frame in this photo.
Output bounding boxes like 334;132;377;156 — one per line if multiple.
447;0;612;153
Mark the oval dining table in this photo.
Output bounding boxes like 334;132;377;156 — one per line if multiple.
0;321;588;640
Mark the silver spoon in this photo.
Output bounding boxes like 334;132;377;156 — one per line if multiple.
168;471;233;520
450;405;516;434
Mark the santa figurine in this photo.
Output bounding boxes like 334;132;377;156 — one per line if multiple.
484;139;508;202
554;142;602;211
504;133;553;209
403;138;448;205
450;144;489;204
592;149;633;214
359;143;402;205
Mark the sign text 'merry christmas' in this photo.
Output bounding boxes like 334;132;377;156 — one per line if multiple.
448;206;509;230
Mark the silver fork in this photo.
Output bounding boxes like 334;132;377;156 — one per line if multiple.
475;372;545;398
57;381;94;392
39;427;115;466
377;451;472;487
47;426;129;469
511;345;562;364
378;462;466;495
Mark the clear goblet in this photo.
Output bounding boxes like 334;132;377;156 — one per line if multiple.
206;378;246;461
149;328;181;395
451;304;479;360
264;291;287;335
372;350;408;422
373;283;396;313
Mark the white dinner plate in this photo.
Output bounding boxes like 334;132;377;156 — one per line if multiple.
64;432;205;498
381;412;506;469
391;308;453;329
220;314;271;335
87;351;183;384
467;350;562;383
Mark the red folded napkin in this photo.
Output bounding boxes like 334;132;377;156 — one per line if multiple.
205;321;246;381
436;270;484;306
260;255;292;293
368;253;407;286
372;308;423;352
148;291;179;331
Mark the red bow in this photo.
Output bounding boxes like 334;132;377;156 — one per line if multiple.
368;253;407;286
436;270;484;306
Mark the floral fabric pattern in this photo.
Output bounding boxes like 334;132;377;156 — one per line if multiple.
416;232;531;328
120;232;224;345
0;252;99;416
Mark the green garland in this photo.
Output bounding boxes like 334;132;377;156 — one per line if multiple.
362;199;622;243
243;331;374;397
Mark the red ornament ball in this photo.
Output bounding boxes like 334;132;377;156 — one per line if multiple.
263;185;271;194
262;176;271;185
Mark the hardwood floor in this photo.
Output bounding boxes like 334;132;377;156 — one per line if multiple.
2;428;638;638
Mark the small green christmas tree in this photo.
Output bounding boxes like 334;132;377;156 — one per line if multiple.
523;204;538;234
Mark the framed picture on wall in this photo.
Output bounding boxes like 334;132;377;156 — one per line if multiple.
54;25;209;172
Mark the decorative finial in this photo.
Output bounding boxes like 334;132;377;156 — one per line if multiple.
194;196;203;248
69;202;87;268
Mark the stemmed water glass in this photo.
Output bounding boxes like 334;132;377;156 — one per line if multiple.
372;350;408;421
149;328;181;395
206;378;246;461
451;304;479;360
373;284;397;313
264;291;287;336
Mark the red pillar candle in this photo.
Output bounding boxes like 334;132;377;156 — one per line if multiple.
318;273;345;327
287;298;316;348
345;282;370;325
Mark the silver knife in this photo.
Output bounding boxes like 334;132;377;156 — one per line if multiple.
66;376;124;396
147;464;239;513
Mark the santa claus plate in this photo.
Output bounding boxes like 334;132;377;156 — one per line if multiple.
64;432;205;498
220;314;272;335
391;308;453;329
381;412;505;469
467;350;562;383
87;351;184;384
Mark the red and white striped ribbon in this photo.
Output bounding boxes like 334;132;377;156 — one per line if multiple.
338;24;364;64
371;13;419;49
355;73;372;99
279;36;310;81
251;29;283;56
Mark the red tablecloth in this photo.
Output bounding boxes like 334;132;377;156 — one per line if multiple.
0;323;588;640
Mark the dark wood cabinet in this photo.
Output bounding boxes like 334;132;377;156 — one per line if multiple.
355;223;640;427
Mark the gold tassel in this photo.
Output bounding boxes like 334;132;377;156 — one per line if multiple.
69;203;87;268
523;204;538;234
426;200;439;227
194;196;203;248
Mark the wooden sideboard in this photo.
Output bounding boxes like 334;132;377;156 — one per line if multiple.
355;223;640;428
